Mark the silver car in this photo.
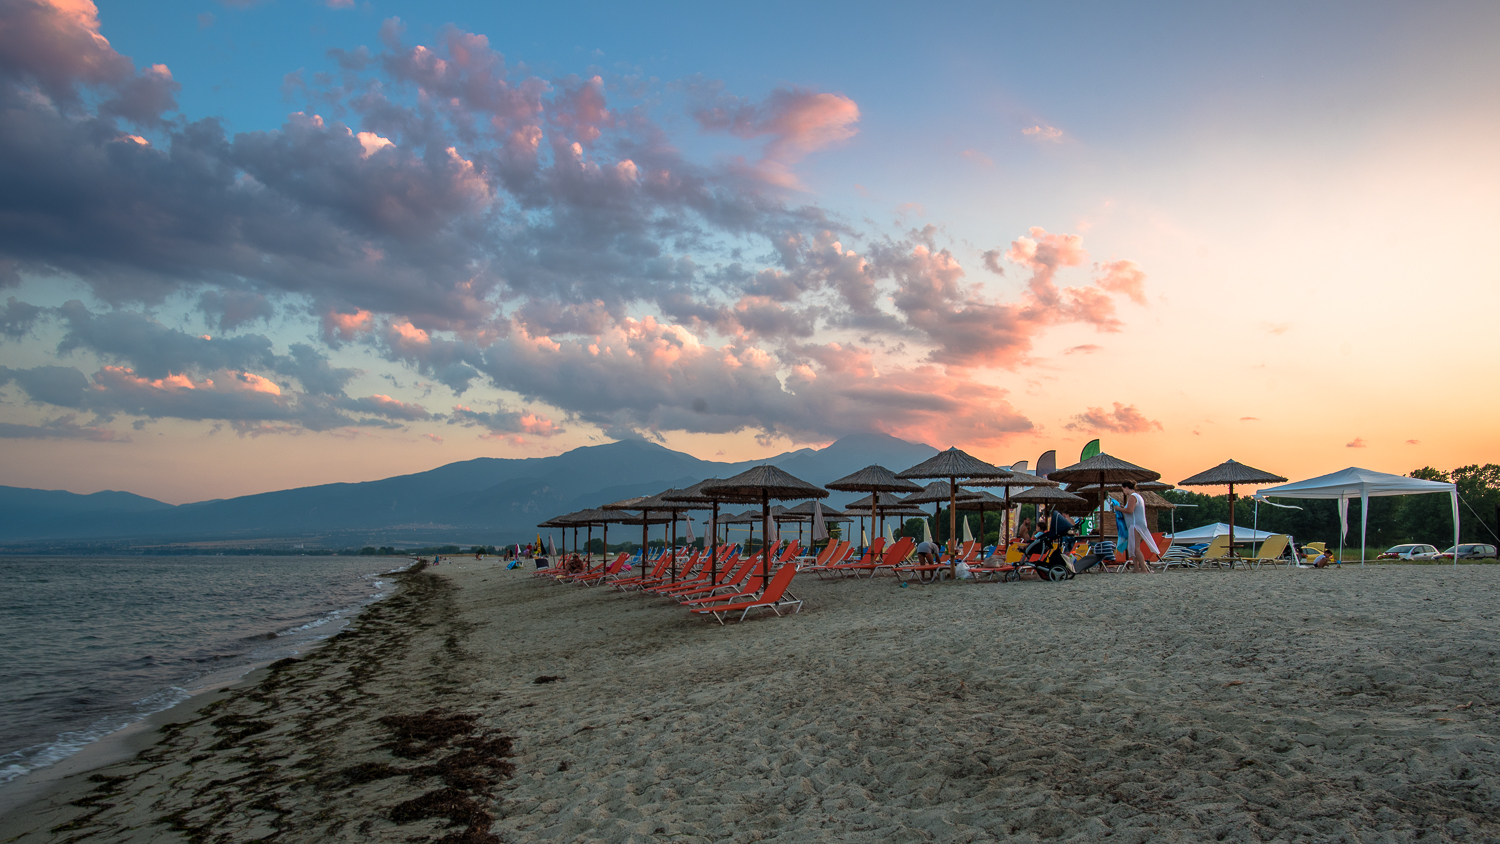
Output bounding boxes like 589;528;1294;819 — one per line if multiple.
1377;543;1441;560
1440;543;1498;560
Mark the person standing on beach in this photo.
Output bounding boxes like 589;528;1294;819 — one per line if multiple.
1112;480;1160;573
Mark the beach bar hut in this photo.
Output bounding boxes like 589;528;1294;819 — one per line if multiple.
1259;467;1461;565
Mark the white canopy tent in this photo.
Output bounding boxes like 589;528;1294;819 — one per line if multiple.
1166;523;1280;544
1260;467;1459;565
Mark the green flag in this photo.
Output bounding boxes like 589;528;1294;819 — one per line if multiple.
1081;439;1101;461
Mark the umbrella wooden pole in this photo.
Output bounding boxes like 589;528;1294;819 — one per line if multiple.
602;523;608;565
586;525;593;564
710;501;720;586
641;518;648;572
762;491;772;583
1227;483;1237;560
949;476;958;559
1099;472;1107;547
1003;487;1012;549
671;514;678;582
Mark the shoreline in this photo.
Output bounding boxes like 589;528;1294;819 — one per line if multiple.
0;554;413;799
0;558;421;832
3;561;1499;842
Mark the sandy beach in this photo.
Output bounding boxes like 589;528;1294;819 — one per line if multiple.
3;560;1498;843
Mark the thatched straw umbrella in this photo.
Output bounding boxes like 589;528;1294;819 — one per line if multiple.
601;497;674;572
1009;486;1092;540
963;470;1060;549
953;489;1014;550
784;501;850;550
663;479;756;587
826;466;921;553
552;508;619;565
897;448;1012;558
1048;454;1160;543
539;511;576;560
1178;459;1287;560
627;489;709;582
844;492;922;544
703;466;828;583
905;481;980;547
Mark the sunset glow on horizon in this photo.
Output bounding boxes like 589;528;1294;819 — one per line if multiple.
1;0;1496;504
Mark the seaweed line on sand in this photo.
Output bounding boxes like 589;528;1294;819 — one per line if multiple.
15;562;514;844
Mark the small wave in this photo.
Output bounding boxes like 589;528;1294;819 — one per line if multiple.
0;687;192;785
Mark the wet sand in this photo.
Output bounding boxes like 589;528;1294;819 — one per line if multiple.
3;561;1498;843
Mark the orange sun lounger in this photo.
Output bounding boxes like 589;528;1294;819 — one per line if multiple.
689;563;803;625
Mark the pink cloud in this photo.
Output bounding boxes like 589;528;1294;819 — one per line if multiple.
961;149;993;167
323;309;374;342
1064;344;1101;355
694;86;859;188
1406;439;1420;445
344;394;430;421
422;432;443;443
0;0;177;124
1240;416;1259;421
1022;124;1064;142
1095;259;1148;305
1346;437;1367;448
1064;402;1163;434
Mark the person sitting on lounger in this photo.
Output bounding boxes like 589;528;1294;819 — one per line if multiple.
1025;509;1076;558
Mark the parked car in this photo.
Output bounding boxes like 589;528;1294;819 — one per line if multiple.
1377;544;1442;560
1438;543;1498;560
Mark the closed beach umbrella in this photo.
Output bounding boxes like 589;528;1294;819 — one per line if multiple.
703;466;828;583
1178;459;1288;560
897;448;1012;558
811;501;828;543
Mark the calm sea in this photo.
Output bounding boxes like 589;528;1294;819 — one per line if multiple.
0;555;407;785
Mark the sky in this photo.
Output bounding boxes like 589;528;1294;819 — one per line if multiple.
0;0;1497;505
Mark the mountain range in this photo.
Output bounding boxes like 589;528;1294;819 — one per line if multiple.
0;433;939;548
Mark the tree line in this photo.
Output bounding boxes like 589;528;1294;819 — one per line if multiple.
1159;464;1500;548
